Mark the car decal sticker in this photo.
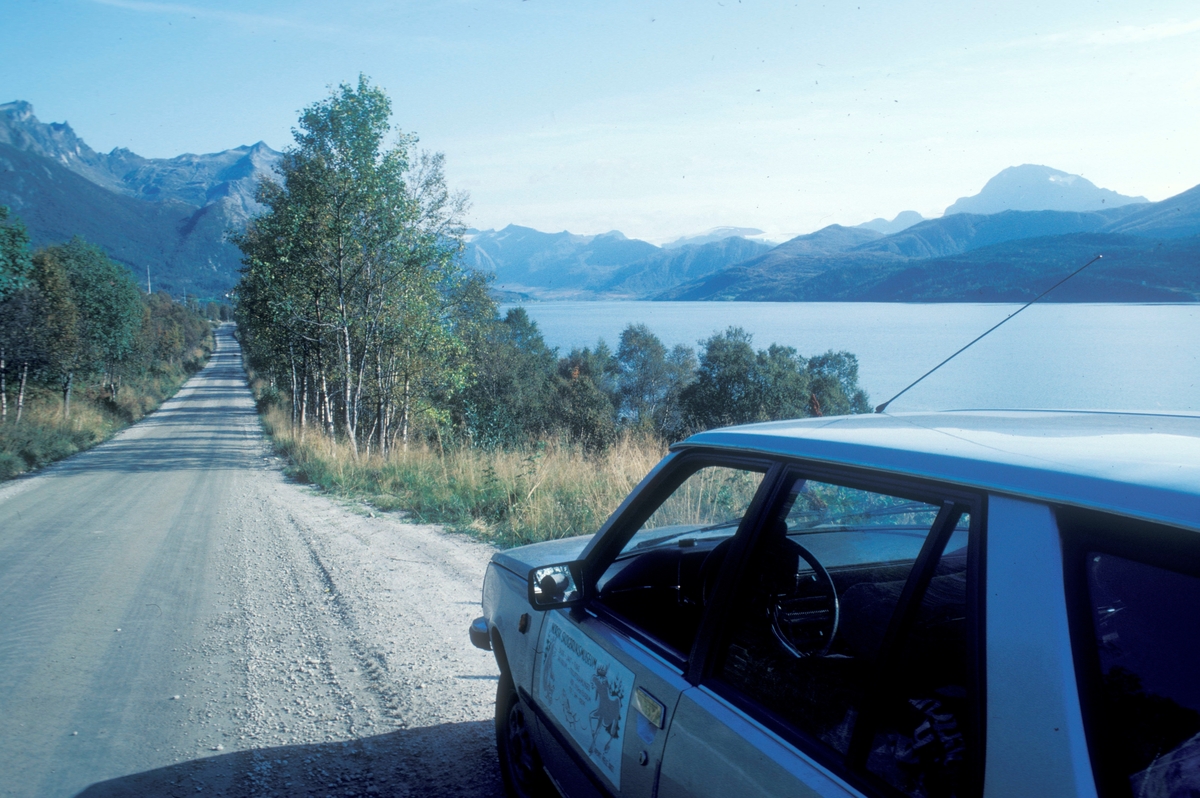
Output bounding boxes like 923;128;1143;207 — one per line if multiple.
536;613;633;790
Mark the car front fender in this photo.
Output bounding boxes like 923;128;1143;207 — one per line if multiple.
483;561;545;692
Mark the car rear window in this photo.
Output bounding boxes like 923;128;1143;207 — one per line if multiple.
1082;551;1200;796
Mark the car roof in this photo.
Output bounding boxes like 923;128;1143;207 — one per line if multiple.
678;410;1200;532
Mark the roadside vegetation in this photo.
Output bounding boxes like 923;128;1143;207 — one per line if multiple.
236;77;871;546
0;207;214;480
257;404;665;546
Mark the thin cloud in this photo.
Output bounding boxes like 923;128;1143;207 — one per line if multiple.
1017;18;1200;48
88;0;345;37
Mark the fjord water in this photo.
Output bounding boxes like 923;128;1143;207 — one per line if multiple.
506;302;1200;413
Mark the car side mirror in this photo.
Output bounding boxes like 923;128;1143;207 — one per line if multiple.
528;562;583;609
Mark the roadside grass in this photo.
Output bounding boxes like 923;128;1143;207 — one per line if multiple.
0;350;211;481
259;405;666;548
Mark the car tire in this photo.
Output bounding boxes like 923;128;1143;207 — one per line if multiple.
496;669;557;798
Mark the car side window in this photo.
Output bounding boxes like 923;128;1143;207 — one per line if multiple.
1081;552;1200;797
711;475;977;798
594;464;766;657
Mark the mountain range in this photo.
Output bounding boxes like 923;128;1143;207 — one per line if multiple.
463;226;773;299
0;101;279;296
661;184;1200;301
1;100;1195;302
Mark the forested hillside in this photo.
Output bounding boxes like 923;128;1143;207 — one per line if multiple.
0;206;214;478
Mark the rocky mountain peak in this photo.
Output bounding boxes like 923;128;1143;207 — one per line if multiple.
856;210;924;235
0;99;281;211
1;100;36;122
1;101;81;153
0;100;120;191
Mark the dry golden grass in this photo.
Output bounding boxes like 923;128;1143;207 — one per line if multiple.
261;406;667;547
0;357;205;481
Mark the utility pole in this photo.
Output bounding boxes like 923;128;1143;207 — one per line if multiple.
146;264;151;294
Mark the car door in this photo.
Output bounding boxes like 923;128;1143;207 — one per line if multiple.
659;466;984;798
529;457;777;797
531;609;690;798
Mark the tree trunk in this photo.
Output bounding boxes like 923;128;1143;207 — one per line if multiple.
363;418;378;459
317;372;325;431
374;350;387;458
342;324;357;455
299;346;310;438
313;371;322;431
401;374;411;451
16;363;28;424
289;344;298;430
299;368;309;440
321;373;334;438
62;371;73;420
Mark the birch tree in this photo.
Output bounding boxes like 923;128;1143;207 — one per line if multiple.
235;75;471;452
0;206;33;421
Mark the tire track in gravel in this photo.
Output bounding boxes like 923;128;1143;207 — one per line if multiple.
1;325;504;798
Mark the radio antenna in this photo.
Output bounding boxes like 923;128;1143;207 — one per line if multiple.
874;254;1102;414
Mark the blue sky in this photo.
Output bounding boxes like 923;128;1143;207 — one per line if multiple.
5;0;1200;241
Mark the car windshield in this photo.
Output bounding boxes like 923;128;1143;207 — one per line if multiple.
785;481;941;530
787;499;939;532
611;464;766;557
778;480;966;569
625;518;744;552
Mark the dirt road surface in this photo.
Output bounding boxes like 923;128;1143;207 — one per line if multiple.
0;325;503;797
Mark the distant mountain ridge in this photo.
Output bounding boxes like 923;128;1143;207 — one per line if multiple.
663;227;770;249
0;100;280;296
0;101;280;219
464;226;659;296
0;100;1192;302
464;225;772;298
602;236;773;295
660;185;1200;301
856;210;925;235
944;164;1147;215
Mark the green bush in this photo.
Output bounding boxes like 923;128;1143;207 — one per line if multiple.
0;451;23;480
255;384;281;414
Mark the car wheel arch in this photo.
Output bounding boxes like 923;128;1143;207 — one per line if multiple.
490;624;512;678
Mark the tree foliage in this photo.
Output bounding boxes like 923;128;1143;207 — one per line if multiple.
235;76;471;454
0;206;33;302
453;317;868;449
678;326;869;432
456;308;558;448
0;206;212;427
234;81;871;456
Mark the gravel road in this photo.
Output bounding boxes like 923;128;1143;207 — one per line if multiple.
0;325;503;798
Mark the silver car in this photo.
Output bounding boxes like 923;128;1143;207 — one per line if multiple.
469;411;1200;798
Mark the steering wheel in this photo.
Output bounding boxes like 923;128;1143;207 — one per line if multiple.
698;535;839;659
770;538;840;659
